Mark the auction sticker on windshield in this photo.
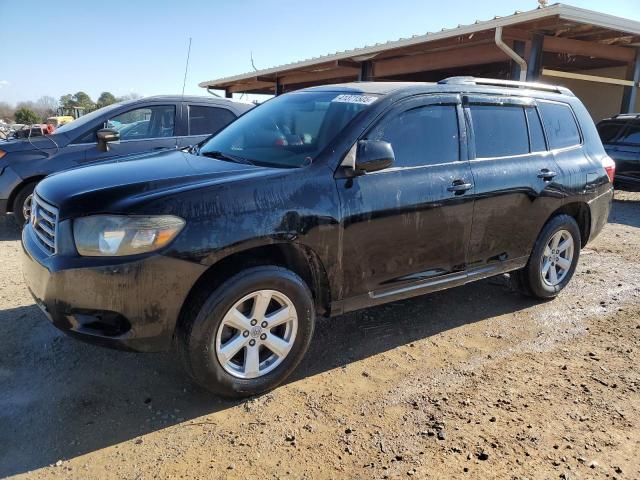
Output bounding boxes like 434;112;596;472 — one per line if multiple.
332;94;378;105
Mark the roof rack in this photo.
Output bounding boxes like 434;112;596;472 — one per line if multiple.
438;76;574;96
612;113;640;119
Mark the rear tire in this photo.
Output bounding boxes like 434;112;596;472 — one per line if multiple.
176;266;315;398
12;182;37;227
512;214;581;299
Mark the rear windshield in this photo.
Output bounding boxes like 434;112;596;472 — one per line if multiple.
597;121;627;143
199;91;378;168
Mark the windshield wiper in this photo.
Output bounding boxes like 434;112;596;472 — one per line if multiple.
200;150;254;165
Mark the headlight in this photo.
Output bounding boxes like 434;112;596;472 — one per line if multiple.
74;215;185;257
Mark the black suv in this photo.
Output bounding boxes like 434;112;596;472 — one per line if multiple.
22;78;614;397
597;113;640;189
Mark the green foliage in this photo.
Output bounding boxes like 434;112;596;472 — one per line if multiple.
14;107;40;124
96;92;117;109
59;91;96;112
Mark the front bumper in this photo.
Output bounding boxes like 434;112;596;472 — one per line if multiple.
21;223;206;352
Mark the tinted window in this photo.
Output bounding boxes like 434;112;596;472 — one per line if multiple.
110;106;175;140
538;102;581;149
369;105;459;167
597;121;626;143
189;106;236;136
470;105;529;158
525;107;546;152
618;123;640;145
72;105;175;143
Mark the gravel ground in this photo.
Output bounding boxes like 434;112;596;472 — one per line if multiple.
1;191;639;479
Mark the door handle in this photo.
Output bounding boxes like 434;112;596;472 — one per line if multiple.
537;168;557;180
447;180;473;193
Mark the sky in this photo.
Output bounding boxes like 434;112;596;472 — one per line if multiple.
1;0;639;106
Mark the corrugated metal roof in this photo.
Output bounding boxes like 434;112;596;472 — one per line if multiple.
199;3;640;89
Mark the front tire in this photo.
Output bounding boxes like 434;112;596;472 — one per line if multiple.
512;214;581;299
176;266;315;398
13;182;37;227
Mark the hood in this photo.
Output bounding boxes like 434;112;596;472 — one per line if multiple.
0;133;68;153
35;149;274;219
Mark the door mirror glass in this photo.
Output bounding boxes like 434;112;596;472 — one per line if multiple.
354;139;394;173
96;128;120;152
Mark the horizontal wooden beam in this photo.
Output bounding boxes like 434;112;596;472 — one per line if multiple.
335;59;361;69
542;68;638;86
227;80;274;94
373;43;509;77
543;36;635;63
279;67;359;85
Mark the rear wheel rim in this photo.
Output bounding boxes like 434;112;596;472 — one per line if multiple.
540;229;574;287
215;289;298;379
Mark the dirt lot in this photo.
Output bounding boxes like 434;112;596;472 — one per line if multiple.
1;191;639;480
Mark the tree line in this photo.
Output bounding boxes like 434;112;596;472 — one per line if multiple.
0;91;142;125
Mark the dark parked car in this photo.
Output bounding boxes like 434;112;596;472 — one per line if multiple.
22;78;614;397
597;113;640;189
0;95;253;224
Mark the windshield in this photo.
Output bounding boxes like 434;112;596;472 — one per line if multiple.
199;91;378;168
55;102;127;135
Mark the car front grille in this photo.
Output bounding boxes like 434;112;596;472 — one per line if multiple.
30;194;58;255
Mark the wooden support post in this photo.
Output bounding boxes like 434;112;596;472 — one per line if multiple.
359;61;373;82
511;40;526;81
621;47;640;114
275;77;283;96
526;34;544;81
225;89;232;99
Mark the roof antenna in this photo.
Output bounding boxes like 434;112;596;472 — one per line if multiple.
181;37;192;98
250;51;258;71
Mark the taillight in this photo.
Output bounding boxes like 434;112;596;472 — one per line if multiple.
602;156;615;184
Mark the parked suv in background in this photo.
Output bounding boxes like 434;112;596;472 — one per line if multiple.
0;95;253;224
597;113;640;189
22;78;613;397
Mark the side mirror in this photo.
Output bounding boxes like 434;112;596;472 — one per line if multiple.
354;139;394;174
97;128;120;152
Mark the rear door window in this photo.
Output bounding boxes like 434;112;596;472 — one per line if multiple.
469;105;529;158
369;104;459;167
538;102;581;149
188;106;236;136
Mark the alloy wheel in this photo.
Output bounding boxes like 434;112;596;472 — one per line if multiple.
215;289;298;379
540;229;574;287
22;194;33;223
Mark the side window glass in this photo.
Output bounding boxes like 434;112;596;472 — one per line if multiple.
108;105;175;141
525;107;547;152
597;121;626;143
538;102;581;149
189;106;236;136
469;105;529;158
369;105;459;167
618;123;640;145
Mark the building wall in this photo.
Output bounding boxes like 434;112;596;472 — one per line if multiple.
542;66;640;122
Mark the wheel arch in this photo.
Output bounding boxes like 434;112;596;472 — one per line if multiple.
175;242;332;339
547;201;591;248
7;176;45;212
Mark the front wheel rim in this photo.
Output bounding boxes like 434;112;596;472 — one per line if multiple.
215;289;298;379
22;194;33;222
540;229;574;287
